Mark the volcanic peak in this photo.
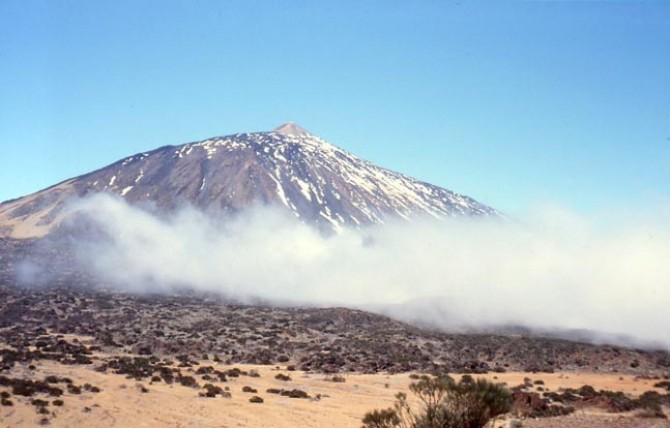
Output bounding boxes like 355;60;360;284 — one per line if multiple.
0;123;497;238
273;122;310;136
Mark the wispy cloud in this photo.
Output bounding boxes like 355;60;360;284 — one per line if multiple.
62;194;670;348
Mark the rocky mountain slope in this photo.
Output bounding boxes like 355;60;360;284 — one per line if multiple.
0;123;496;237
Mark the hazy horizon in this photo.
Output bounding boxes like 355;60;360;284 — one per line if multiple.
12;193;666;349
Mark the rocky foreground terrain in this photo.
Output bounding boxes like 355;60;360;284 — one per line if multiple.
0;284;669;427
1;283;669;376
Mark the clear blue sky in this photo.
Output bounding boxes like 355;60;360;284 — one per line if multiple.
1;1;668;215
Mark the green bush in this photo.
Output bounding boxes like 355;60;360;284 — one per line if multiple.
362;375;511;428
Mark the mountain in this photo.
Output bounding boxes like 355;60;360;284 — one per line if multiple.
0;123;496;238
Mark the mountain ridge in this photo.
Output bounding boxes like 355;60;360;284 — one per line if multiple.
0;123;497;238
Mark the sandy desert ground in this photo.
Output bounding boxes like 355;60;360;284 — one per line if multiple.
1;286;669;427
2;354;669;428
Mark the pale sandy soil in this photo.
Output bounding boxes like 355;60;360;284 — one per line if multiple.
467;371;669;397
1;358;669;427
1;361;405;427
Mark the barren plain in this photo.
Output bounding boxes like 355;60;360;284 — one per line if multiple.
0;283;669;427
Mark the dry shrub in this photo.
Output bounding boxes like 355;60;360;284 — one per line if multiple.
362;375;511;428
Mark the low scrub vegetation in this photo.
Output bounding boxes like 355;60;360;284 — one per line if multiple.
275;373;291;381
362;375;511;428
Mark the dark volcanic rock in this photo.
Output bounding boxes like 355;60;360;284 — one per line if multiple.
0;284;668;376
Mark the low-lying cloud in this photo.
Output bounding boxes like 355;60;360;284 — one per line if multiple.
63;194;670;349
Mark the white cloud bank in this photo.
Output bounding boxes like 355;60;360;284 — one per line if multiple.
65;194;670;348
